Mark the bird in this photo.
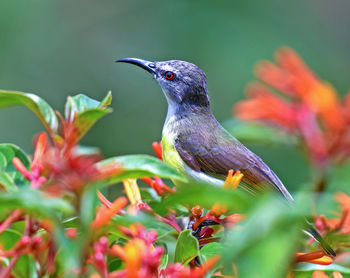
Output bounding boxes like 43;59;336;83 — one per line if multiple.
116;57;336;257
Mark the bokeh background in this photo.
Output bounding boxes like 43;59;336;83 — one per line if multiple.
1;0;350;191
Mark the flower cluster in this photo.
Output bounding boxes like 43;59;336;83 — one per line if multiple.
233;48;350;278
314;192;350;250
234;47;350;168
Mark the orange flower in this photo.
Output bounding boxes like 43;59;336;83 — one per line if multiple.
314;192;350;236
91;196;128;229
312;270;343;278
209;203;227;218
312;271;330;278
109;225;164;278
295;251;333;265
141;176;174;196
152;141;163;160
123;179;142;207
31;132;48;173
223;169;243;190
97;191;112;208
235;47;350;167
235;83;298;130
12;132;49;188
160;256;220;278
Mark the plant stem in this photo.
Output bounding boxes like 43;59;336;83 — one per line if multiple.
0;254;20;278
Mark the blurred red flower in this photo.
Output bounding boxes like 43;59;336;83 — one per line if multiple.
314;192;350;242
234;47;350;168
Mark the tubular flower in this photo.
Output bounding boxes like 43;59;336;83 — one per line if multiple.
312;270;343;278
139;142;174;196
123;179;151;212
234;47;350;167
88;236;109;277
223;169;244;190
12;132;48;188
314;192;350;248
152;141;163;160
12;119;121;198
295;251;333;265
91;196;128;229
141;177;174;196
160;256;220;278
109;224;164;278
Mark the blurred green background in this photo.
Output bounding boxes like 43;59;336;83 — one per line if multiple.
1;0;350;191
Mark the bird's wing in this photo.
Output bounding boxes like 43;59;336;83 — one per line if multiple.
175;126;293;202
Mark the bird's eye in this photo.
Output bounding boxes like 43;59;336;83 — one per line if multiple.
165;71;175;80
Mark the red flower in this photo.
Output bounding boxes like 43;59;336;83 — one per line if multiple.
312;270;343;278
109;224;164;278
12;132;48;188
314;192;350;236
295;251;333;265
160;256;220;278
92;196;128;229
234;47;350;168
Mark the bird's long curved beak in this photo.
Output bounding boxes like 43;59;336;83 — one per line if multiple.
116;58;156;74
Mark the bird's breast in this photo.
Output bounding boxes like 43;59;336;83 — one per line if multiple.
161;116;186;176
161;115;224;187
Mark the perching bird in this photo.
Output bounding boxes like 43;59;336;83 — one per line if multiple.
116;58;336;257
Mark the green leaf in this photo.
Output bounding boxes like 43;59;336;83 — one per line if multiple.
97;154;186;184
13;255;38;278
108;257;123;272
174;229;200;265
0;229;22;250
294;263;350;275
220;194;307;278
222;118;297;146
153;184;252;215
0;144;31;191
65;92;112;139
0;90;58;132
200;242;223;262
159;250;169;269
0;189;74;219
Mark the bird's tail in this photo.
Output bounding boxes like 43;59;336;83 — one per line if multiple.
304;222;336;257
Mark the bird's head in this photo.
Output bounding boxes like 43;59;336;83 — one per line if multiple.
117;58;210;108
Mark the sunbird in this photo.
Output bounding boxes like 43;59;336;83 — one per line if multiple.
117;58;335;257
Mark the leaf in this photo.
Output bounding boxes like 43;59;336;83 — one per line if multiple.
65;92;112;139
108;257;123;272
0;229;22;250
97;154;186;184
65;92;112;118
200;242;223;262
0;189;74;219
159;249;169;269
222;118;297;146
294;263;350;275
220;194;308;278
0;144;31;191
153;184;252;215
174;229;200;265
13;255;38;278
0;90;58;132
